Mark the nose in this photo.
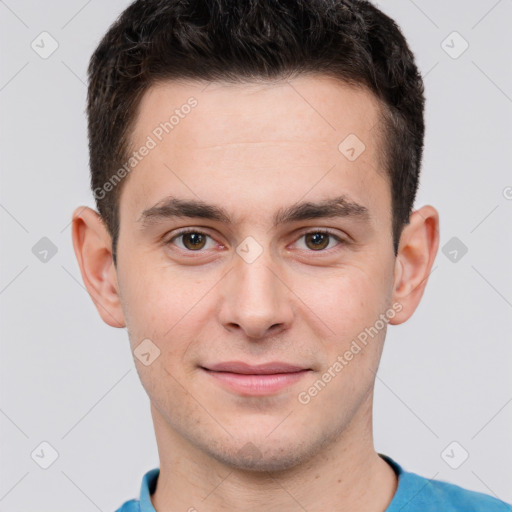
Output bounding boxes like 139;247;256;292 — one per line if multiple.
217;251;294;340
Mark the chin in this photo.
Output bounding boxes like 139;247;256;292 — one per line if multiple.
208;438;315;474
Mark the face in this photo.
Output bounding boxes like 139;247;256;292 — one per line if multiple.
75;75;437;472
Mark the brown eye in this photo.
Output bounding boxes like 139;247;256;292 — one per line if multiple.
181;232;207;250
304;232;331;251
167;230;215;251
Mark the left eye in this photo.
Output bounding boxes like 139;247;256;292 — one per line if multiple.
167;229;343;252
294;230;343;251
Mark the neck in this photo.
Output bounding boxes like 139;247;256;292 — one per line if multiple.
150;393;397;512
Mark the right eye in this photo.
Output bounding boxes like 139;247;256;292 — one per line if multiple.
165;229;218;252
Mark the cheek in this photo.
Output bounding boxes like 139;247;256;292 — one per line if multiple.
295;262;392;339
122;268;207;410
295;267;392;417
120;256;197;326
121;264;219;368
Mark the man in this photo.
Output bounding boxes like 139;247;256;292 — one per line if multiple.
71;0;511;510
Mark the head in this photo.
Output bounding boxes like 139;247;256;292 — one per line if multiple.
73;0;439;472
88;0;426;266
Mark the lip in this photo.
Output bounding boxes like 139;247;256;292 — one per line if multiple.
204;361;308;374
201;361;311;396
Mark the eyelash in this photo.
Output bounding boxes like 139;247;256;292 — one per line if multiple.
165;228;347;254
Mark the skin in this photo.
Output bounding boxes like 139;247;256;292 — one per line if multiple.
71;75;439;511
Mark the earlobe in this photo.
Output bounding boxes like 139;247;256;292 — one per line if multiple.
71;206;126;328
389;205;440;325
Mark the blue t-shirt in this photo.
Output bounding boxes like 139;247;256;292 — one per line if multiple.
115;453;511;511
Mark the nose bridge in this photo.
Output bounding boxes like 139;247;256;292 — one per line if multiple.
219;243;292;338
238;253;278;303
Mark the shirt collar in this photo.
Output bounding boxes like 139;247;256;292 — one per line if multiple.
139;467;159;511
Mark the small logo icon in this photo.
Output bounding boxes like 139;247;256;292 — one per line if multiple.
338;133;366;161
236;236;263;264
31;441;59;469
134;338;161;366
237;442;263;464
442;236;468;263
32;237;58;263
441;441;469;469
31;31;59;59
441;31;469;59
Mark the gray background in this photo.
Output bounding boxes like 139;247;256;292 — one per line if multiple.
1;0;511;509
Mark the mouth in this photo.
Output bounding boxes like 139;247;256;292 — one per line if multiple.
200;361;312;396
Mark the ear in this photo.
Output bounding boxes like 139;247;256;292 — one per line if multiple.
389;205;439;325
71;206;126;328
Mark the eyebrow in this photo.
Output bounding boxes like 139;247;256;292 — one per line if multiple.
137;195;371;229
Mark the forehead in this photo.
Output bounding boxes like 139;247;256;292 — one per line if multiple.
133;75;383;148
121;75;388;224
